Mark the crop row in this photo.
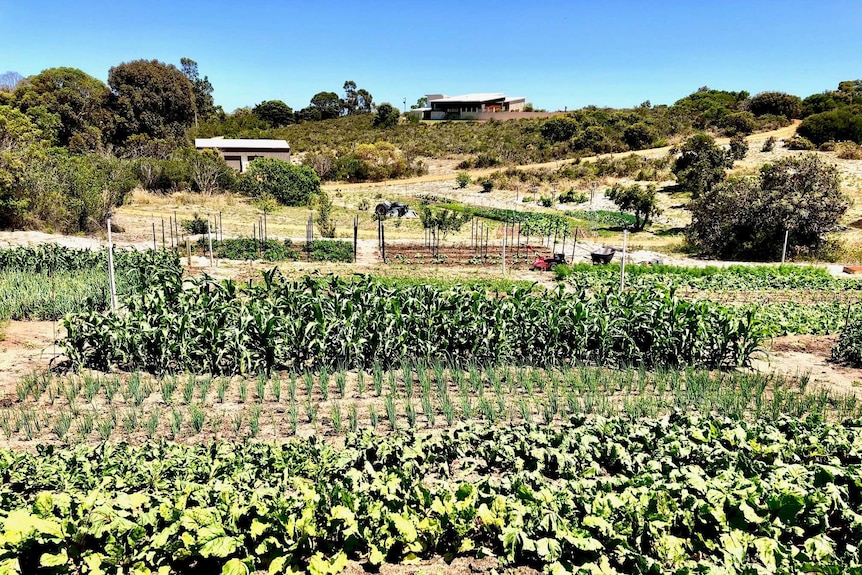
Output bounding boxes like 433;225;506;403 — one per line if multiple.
1;415;860;573
63;272;765;375
197;238;354;263
5;365;859;445
561;263;862;292
0;248;182;320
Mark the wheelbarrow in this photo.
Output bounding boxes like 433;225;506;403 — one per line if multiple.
590;247;616;265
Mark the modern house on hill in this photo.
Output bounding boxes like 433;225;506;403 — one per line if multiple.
417;93;528;120
194;138;291;172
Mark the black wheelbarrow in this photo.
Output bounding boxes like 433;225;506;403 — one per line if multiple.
590;247;616;265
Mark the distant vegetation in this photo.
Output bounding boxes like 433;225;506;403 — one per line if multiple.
1;56;859;233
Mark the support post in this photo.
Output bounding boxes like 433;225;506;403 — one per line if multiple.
620;229;628;291
353;216;358;263
161;217;165;248
781;229;789;264
106;213;117;312
208;214;214;268
152;222;157;251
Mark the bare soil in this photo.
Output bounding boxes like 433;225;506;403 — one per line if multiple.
756;335;862;395
0;321;62;394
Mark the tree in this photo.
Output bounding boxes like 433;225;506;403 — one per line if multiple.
314;190;335;237
180;58;217;123
605;182;660;231
747;91;803;119
411;97;428;110
686;155;848;260
240;158;320;206
309;91;342;120
672;133;733;198
108;59;196;144
0;71;23;92
418;206;470;239
13;68;113;149
373;103;400;128
252;100;295;127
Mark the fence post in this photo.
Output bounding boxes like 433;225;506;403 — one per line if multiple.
781;229;789;264
208;214;214;268
106;213;117;312
353;215;358;263
381;223;386;262
620;229;628;290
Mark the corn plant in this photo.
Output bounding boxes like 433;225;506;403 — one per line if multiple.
256;374;267;403
239;381;248;403
319;367;329;400
288;373;297;402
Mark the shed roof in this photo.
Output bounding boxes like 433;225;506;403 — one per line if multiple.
195;138;290;150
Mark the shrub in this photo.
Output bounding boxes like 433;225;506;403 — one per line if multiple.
761;136;776;152
798;107;862;145
240;158;320;206
832;318;862;367
784;136;815;150
474;154;500;169
729;134;748;160
306;240;353;262
181;213;209;235
747;91;803;120
557;188;588;204
538;195;553;207
455;172;471;188
480;179;494;193
836;141;862;159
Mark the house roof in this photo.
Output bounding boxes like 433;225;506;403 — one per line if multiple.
195;138;290;150
429;93;507;103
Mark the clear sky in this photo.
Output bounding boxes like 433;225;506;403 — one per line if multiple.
1;0;860;113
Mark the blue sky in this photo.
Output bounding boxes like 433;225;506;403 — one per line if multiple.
1;0;860;113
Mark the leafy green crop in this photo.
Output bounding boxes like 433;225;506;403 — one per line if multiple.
0;415;859;574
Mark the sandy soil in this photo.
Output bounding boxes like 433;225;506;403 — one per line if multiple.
0;321;62;395
754;335;862;396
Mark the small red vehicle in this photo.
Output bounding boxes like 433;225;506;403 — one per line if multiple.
530;253;567;271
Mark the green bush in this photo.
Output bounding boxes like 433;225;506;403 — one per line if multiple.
180;213;209;235
832;317;862;366
784;136;815;150
455;172;471;188
240;158;320;206
200;238;298;261
305;240;353;262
